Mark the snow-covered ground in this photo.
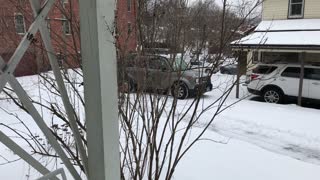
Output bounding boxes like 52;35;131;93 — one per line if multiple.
1;73;320;179
175;100;320;180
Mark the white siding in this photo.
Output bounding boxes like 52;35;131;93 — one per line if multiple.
263;0;320;20
304;0;320;19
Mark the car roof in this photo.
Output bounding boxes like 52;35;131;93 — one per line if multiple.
255;63;320;69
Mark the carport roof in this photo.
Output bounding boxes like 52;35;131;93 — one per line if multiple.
231;19;320;50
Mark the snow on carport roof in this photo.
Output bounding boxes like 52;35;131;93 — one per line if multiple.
231;19;320;49
255;19;320;32
232;31;320;47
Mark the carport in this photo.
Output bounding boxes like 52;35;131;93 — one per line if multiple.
231;19;320;105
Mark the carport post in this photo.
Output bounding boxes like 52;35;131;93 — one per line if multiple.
236;63;240;98
79;0;121;179
298;52;306;106
236;51;247;98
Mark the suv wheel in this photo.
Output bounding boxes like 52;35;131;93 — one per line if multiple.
172;82;189;99
262;88;283;104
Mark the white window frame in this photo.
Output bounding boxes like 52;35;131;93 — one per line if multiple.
14;13;26;35
288;0;304;19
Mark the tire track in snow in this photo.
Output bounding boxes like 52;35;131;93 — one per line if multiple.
197;117;320;166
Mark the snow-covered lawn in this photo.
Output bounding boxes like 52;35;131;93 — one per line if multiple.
1;73;320;179
175;100;320;180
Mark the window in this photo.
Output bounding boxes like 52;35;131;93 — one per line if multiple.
172;57;188;71
305;68;320;81
15;14;25;34
148;57;168;70
63;20;71;35
281;67;301;78
127;22;132;34
288;0;304;18
56;53;65;67
127;0;131;12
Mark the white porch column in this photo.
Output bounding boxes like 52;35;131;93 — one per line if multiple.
79;0;120;179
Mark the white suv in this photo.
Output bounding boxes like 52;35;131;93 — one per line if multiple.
247;64;320;103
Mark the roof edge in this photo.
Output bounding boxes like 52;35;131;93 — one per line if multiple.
230;44;320;51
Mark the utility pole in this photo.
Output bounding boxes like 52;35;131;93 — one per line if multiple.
79;0;121;180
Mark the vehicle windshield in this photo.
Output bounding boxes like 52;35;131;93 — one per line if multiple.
172;57;188;71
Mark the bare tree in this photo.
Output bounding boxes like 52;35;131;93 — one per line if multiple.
0;0;263;179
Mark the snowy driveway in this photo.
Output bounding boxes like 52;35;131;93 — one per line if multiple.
202;117;320;166
174;74;320;179
176;90;320;180
205;74;320;166
194;82;320;166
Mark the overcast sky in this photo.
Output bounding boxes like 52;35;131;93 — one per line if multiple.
188;0;240;6
188;0;261;8
188;0;262;16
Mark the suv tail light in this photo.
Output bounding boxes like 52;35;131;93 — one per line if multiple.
250;74;259;80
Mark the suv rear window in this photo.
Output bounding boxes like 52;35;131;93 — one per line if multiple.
252;65;277;74
281;67;301;78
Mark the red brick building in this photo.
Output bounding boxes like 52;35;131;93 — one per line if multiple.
116;0;138;54
0;0;137;76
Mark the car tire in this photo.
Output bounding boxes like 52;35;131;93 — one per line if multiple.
171;81;189;99
262;87;284;104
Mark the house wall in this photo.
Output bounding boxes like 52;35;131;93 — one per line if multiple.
0;0;137;77
263;0;320;20
116;0;138;54
0;0;83;76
